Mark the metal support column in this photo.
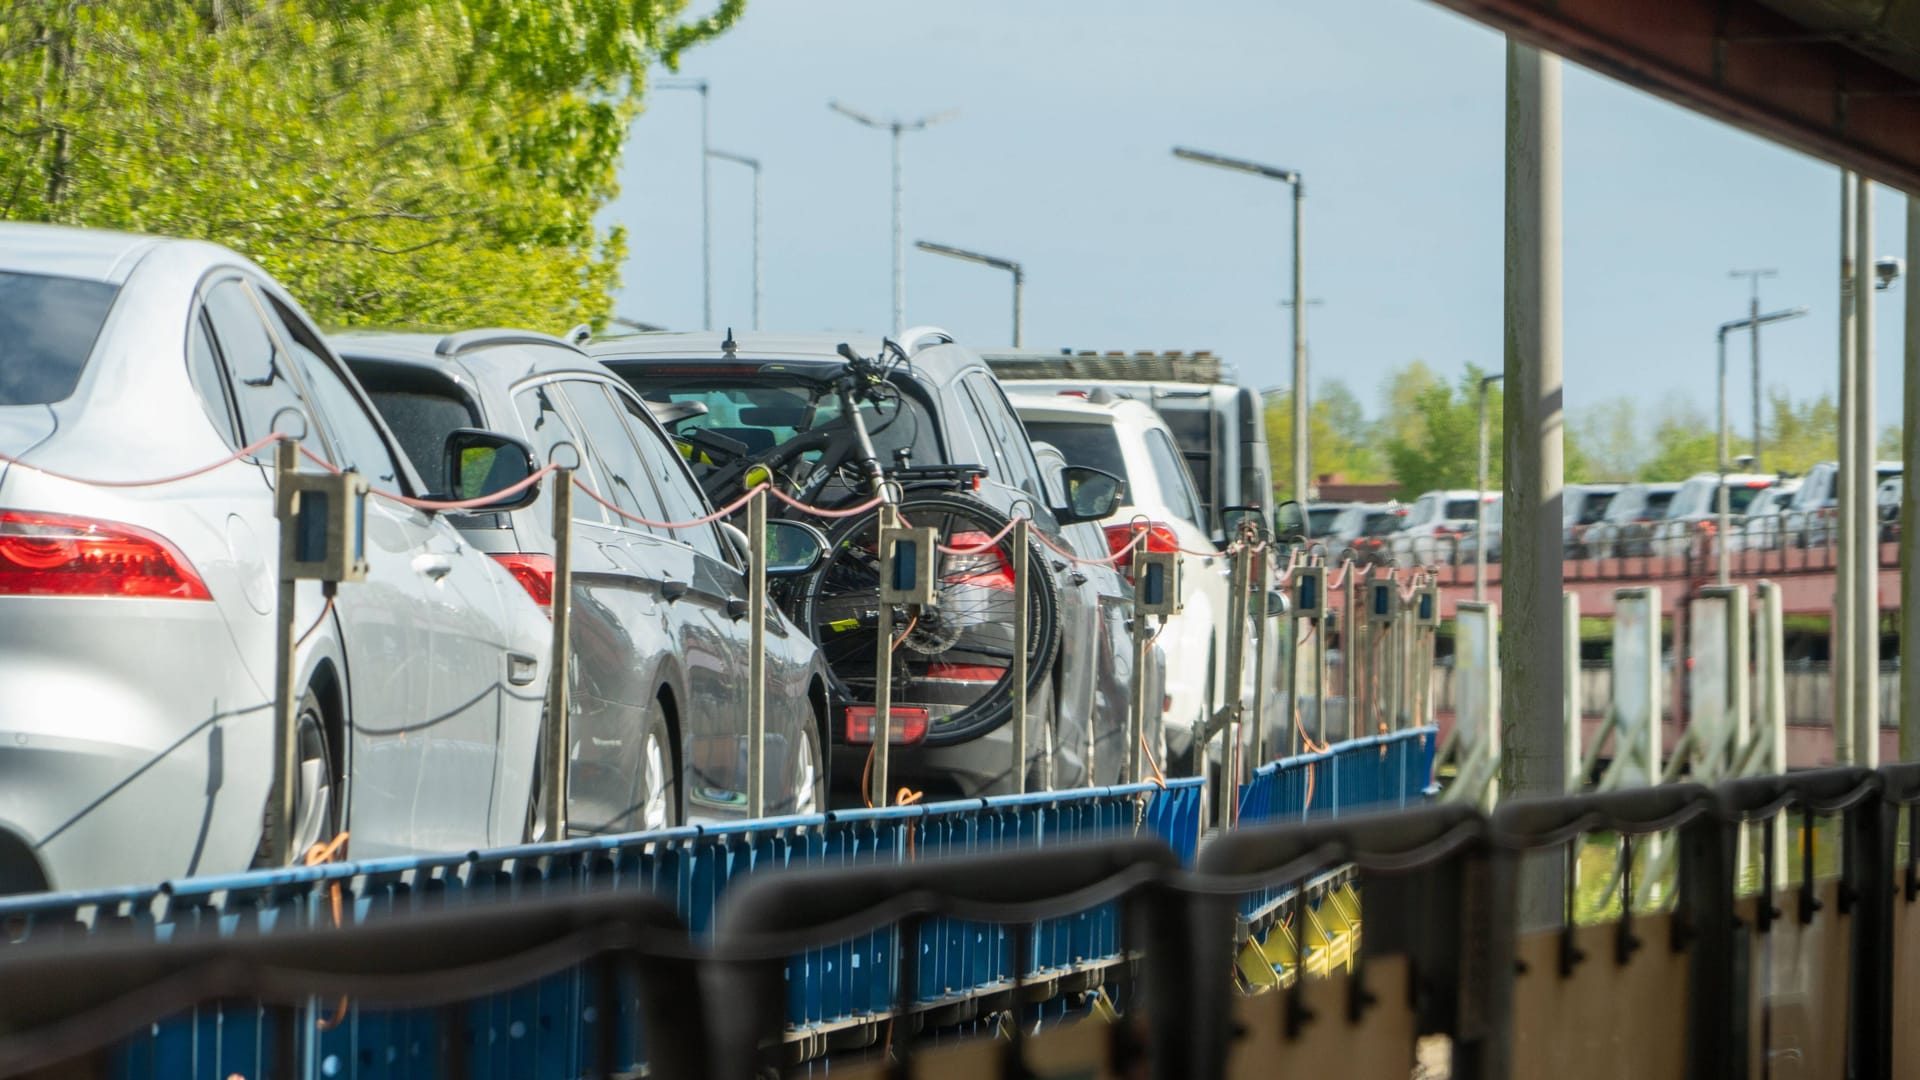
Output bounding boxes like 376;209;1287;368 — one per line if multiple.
1011;517;1031;794
871;504;901;808
1227;543;1251;767
1344;570;1359;742
1250;543;1271;765
1564;591;1581;792
269;438;301;867
1854;179;1881;767
543;466;575;841
745;488;767;817
1904;193;1920;762
1501;38;1566;930
1837;170;1859;763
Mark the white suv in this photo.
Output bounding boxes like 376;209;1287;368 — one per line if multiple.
1392;489;1491;566
1011;393;1233;772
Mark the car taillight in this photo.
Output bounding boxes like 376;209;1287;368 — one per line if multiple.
490;552;555;612
941;531;1015;590
1104;522;1180;582
845;705;930;745
924;661;1006;683
0;510;212;600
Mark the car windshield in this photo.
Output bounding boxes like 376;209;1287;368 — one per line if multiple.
1575;491;1615;525
1362;511;1403;537
637;379;941;474
1444;498;1479;520
1645;490;1679;518
1724;485;1768;514
1023;420;1129;487
0;270;119;406
1307;506;1343;536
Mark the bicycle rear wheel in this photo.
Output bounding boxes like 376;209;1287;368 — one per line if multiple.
793;492;1061;747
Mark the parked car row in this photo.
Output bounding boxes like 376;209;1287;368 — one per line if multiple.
1308;463;1903;569
0;223;1275;894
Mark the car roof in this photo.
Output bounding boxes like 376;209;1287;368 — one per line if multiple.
589;330;989;384
333;328;594;373
0;221;178;284
1006;392;1162;425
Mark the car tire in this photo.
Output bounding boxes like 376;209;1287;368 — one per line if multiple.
786;713;827;817
251;687;341;868
1020;675;1058;792
633;704;681;832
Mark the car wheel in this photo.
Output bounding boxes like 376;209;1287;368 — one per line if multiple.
252;688;341;867
635;707;681;832
1020;676;1058;792
788;717;826;817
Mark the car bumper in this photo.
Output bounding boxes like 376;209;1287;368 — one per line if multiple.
0;597;270;893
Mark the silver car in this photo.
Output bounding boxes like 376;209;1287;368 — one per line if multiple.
336;331;832;829
0;224;551;894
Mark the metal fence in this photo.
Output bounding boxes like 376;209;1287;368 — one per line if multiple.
0;779;1201;1078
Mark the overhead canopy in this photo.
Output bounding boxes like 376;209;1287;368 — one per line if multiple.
1434;0;1920;192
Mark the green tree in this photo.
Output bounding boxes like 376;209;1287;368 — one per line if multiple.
1568;397;1643;482
1381;363;1500;498
1265;387;1387;498
0;0;743;329
1638;402;1718;480
1762;390;1839;475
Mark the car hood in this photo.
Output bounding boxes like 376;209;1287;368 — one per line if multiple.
0;406;57;493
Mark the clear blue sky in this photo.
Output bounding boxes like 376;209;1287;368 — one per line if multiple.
601;0;1911;435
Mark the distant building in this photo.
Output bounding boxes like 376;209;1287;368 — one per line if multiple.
1309;473;1398;503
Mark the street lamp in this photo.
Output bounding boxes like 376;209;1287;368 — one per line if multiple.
656;78;712;331
1717;307;1808;583
830;101;957;338
707;149;762;331
1476;373;1504;603
914;240;1024;346
1172;147;1308;505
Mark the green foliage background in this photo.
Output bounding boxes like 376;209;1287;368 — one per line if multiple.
0;0;743;330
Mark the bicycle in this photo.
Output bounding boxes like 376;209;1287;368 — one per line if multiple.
662;342;1062;749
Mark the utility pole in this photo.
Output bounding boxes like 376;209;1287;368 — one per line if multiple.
1730;268;1777;465
656;79;712;331
1836;171;1858;764
915;240;1025;346
1501;39;1565;935
1853;180;1879;766
832;102;956;338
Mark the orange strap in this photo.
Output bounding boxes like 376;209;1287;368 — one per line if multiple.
303;832;352;1031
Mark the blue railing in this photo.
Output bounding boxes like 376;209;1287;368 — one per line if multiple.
1;779;1202;1079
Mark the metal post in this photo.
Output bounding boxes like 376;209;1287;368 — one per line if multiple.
699;85;711;331
1344;570;1358;742
1476;374;1502;602
1717;328;1732;585
1250;544;1271;763
1855;179;1880;767
1502;38;1566;930
1904;194;1920;762
751;159;763;331
1315;565;1329;745
1227;543;1251;767
891;123;905;338
543;466;575;841
269;438;300;867
746;488;767;817
1291;180;1309;505
1011;517;1030;794
1757;582;1787;779
1837;169;1859;763
1129;554;1151;788
872;504;900;807
1564;591;1581;791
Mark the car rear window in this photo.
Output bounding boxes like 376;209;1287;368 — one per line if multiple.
635;380;941;473
1577;492;1615;525
0;271;119;406
1645;491;1678;518
346;365;481;485
1445;499;1479;520
1023;420;1129;486
1362;512;1403;537
1307;507;1342;536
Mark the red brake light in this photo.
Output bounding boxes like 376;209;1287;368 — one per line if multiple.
845;705;930;745
491;552;555;611
941;532;1014;590
1103;522;1179;582
0;510;211;600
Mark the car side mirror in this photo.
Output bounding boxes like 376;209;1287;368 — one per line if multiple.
765;519;829;577
1053;466;1124;525
442;428;540;512
1273;500;1307;544
1222;503;1269;540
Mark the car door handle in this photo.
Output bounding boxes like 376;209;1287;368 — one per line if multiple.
726;597;750;620
660;580;690;602
412;553;454;581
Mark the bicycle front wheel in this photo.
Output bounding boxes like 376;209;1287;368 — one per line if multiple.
793;492;1062;747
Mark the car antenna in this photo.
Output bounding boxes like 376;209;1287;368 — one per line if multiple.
721;327;738;355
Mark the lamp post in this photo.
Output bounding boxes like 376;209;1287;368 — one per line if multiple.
1476;373;1504;603
830;102;957;338
914;240;1024;346
707;149;762;331
1171;147;1307;504
1729;268;1777;465
656;79;711;331
1716;307;1808;584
